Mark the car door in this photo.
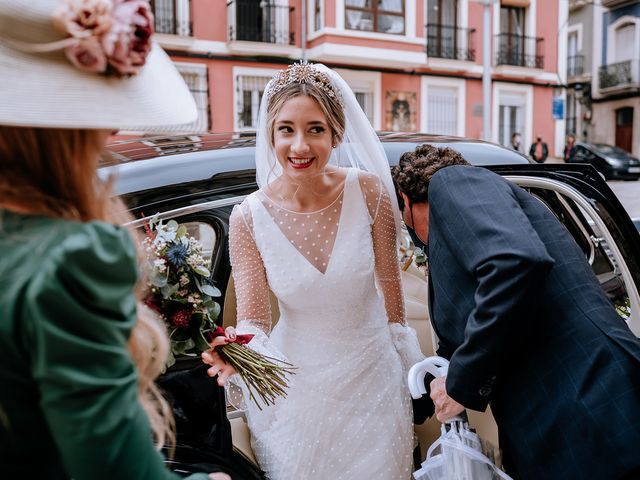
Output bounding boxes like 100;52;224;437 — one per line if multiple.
125;194;260;462
488;162;640;336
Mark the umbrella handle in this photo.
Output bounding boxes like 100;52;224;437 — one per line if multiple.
408;356;449;399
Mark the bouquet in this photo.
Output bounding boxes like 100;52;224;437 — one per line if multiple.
143;216;294;408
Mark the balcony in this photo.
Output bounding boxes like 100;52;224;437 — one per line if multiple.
227;0;295;45
495;33;544;69
150;0;191;36
426;24;476;62
599;60;640;91
567;54;585;78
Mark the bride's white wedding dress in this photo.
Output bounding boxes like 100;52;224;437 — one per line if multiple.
228;168;424;480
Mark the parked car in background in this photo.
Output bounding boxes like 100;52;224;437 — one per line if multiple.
102;132;640;476
567;142;640;180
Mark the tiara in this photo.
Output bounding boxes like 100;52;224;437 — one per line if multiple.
266;62;344;107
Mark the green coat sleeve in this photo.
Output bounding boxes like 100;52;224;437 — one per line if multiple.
22;222;209;480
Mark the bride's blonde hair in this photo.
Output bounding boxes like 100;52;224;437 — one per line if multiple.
0;125;175;448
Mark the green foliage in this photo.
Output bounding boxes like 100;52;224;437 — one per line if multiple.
142;217;222;366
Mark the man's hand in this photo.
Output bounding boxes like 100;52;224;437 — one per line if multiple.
429;376;465;423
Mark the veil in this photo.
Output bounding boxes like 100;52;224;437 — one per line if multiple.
254;62;403;245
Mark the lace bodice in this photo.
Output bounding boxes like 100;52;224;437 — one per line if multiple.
228;169;405;335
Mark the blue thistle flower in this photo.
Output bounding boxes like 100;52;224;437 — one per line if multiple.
165;242;189;269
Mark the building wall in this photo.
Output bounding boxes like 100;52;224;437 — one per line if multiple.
153;0;564;156
602;2;640;65
592;97;640;155
539;0;559;74
465;79;484;141
569;3;595;75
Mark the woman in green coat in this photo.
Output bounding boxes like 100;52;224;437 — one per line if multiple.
0;1;227;479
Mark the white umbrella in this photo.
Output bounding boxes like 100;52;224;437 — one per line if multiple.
408;357;513;480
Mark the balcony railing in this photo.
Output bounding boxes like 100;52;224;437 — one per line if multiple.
495;33;544;69
150;0;191;36
567;54;585;77
599;60;640;90
227;0;295;45
426;24;476;62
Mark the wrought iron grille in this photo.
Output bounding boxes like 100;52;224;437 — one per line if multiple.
426;24;476;62
495;33;544;69
228;0;295;45
150;0;192;36
599;60;639;90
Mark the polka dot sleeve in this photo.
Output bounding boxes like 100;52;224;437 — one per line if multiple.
359;171;406;325
228;203;272;335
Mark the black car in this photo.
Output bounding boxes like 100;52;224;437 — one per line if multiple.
103;132;640;476
567;142;640;180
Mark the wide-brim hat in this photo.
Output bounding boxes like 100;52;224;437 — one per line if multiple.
0;0;197;132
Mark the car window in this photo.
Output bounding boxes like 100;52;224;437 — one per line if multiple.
133;209;230;281
574;146;596;162
182;221;216;268
510;178;639;332
593;144;627;156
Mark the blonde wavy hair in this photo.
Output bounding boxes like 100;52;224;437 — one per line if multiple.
0;126;175;449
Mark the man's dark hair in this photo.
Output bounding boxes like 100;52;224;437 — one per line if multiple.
391;144;470;209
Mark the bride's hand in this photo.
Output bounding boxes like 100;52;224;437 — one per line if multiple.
202;327;238;386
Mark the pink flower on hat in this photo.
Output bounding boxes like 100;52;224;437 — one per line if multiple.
54;0;114;37
101;0;153;75
65;36;108;73
53;0;154;76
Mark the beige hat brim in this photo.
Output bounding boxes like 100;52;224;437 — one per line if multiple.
0;41;197;132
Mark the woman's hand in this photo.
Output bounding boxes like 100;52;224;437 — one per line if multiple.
201;327;238;386
429;376;465;423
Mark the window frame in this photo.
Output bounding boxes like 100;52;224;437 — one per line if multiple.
344;0;406;35
174;62;210;133
421;76;466;137
233;67;279;132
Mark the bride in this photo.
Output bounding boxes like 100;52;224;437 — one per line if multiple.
202;62;424;479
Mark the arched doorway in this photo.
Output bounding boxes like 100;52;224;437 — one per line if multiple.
615;107;634;153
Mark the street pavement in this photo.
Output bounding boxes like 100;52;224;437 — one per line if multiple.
608;181;640;221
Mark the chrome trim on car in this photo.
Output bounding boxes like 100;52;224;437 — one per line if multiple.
125;196;248;228
506;175;640;336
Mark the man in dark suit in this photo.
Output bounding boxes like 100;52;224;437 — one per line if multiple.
391;144;640;479
529;135;549;163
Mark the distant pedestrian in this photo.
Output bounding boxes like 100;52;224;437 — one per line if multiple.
564;134;577;162
510;132;522;152
529;135;549;163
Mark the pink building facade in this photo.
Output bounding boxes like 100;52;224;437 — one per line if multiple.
151;0;566;156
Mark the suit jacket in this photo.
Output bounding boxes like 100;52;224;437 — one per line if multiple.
424;166;640;479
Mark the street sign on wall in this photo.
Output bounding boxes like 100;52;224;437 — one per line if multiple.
552;96;565;120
